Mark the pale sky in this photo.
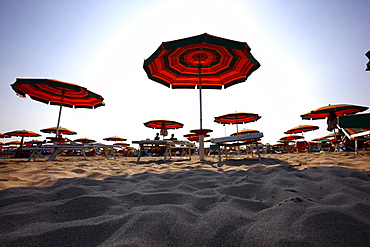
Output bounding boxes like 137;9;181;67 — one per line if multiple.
1;0;369;146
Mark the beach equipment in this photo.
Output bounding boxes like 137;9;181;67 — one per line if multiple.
144;120;184;138
103;136;127;142
284;125;319;140
301;104;368;120
0;133;11;139
4;130;41;157
143;33;260;160
230;129;260;136
11;78;104;137
40;127;77;135
214;112;261;136
74;138;96;143
279;135;304;141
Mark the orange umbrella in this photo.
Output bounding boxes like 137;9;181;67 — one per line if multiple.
103;136;127;142
279;135;304;141
74;138;96;143
230;129;260;136
301;104;368;120
40;127;77;135
113;142;130;147
4;130;41;152
0;133;11;138
285;125;319;134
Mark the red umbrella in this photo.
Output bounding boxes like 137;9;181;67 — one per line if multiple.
11;78;104;137
103;136;127;142
40;127;77;135
279;135;304;141
144;120;183;138
144;33;260;160
214;112;261;125
214;112;261;136
74;138;96;143
285;125;319;134
0;133;11;138
301;104;368;120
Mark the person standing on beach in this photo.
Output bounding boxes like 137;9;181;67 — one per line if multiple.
154;133;160;140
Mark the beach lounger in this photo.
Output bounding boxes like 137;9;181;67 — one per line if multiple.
132;140;193;162
211;132;263;162
337;113;370;154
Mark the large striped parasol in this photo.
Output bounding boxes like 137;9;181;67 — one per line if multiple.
11;78;104;137
144;33;260;160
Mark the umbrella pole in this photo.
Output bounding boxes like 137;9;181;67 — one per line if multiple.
198;63;205;161
55;91;65;137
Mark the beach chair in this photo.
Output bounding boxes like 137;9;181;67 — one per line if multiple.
337;113;370;154
295;141;308;153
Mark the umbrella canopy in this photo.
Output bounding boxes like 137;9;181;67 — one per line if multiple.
40;127;77;135
0;133;11;138
184;133;210;142
323;132;344;138
74;138;96;143
144;119;183;137
301;104;368;120
5;141;21;145
11;78;104;136
103;136;127;142
144;33;260;160
230;129;260;136
3;130;40;156
284;125;319;134
214;112;261;125
144;120;184;129
279;135;304;141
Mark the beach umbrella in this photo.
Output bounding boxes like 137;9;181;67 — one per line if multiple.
284;125;319;139
11;78;104;137
0;133;11;139
40;127;77;135
279;135;304;141
144;120;184;137
74;137;96;143
230;129;260;136
184;133;210;142
301;104;368;120
144;33;260;160
4;130;41;156
0;142;4;146
323;132;344;139
214;112;261;136
103;136;127;142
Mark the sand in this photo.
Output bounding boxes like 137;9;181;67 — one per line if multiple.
0;152;369;246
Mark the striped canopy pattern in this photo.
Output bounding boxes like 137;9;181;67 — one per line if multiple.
284;125;319;134
144;120;184;129
214;112;261;124
4;130;40;137
301;104;368;120
11;78;104;109
40;127;77;135
143;33;260;89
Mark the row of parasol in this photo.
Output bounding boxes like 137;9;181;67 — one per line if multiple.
277;104;369;145
8;34;369;160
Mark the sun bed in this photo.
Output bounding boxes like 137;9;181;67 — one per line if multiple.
26;143;116;161
211;132;264;162
337;113;370;154
132;140;193;162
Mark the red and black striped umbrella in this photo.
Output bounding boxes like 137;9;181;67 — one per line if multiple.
74;137;96;143
279;135;304;141
144;34;260;160
40;127;77;135
214;112;261;124
103;136;127;142
284;125;319;134
11;78;104;136
144;120;184;130
301;104;368;120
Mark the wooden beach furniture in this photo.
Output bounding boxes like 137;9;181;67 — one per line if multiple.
211;132;264;162
132;140;193;162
